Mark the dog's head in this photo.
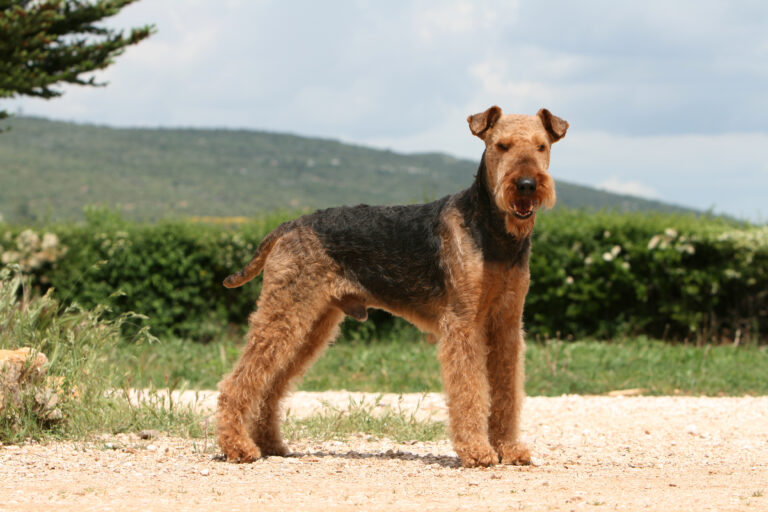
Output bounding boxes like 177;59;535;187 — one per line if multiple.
468;106;567;237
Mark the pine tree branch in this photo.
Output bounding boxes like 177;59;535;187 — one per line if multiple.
0;0;154;121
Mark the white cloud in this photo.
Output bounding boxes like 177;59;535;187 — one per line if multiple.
597;178;659;199
554;130;768;219
359;104;483;159
413;1;518;42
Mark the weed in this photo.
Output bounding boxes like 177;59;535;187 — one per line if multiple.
283;398;447;443
0;267;204;443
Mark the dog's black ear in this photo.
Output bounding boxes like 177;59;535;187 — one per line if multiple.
537;108;569;142
467;106;502;140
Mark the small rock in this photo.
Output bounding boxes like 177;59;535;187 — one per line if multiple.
685;424;699;436
200;468;210;476
146;445;157;452
138;430;159;440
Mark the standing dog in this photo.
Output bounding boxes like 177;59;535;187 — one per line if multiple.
217;106;568;467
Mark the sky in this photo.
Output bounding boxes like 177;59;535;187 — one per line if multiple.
9;0;768;221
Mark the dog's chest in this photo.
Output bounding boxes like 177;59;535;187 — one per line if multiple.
478;259;528;311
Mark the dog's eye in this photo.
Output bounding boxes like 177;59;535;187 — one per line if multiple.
537;144;546;152
496;142;509;151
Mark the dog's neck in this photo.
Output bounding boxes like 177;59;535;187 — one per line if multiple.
456;152;531;265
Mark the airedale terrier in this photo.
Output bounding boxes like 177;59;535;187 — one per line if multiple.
216;106;568;467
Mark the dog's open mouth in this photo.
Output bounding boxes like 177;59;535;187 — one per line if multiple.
511;199;536;219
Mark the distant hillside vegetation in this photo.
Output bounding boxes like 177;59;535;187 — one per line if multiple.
0;117;694;223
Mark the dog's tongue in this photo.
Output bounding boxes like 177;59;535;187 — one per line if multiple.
514;199;533;216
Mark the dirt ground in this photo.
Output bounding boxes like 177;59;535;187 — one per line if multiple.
1;393;767;511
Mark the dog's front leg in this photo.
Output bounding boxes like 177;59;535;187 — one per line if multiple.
438;321;498;468
486;266;532;465
486;323;531;465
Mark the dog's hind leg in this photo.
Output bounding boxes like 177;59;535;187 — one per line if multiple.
216;267;336;462
247;306;344;456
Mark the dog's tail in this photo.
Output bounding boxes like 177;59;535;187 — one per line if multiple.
223;222;292;288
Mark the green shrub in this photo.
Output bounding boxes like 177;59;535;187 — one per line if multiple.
528;210;768;342
3;208;294;338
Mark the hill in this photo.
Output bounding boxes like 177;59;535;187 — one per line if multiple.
0;117;694;223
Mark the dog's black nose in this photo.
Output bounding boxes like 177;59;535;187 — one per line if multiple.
516;177;537;195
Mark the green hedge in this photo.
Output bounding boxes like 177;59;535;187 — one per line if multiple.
1;208;766;343
528;211;768;343
0;208;276;339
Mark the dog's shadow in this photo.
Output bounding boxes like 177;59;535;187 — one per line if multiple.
286;449;462;468
213;449;462;468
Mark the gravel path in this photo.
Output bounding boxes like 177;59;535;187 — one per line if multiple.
1;393;767;511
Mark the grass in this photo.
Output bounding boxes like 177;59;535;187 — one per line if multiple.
114;325;768;397
527;337;768;396
111;322;443;392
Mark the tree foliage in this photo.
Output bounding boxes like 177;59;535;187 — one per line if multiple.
0;0;153;121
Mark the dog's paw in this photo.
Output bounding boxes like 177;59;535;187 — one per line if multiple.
497;442;532;465
226;445;262;463
218;438;262;463
457;444;500;468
